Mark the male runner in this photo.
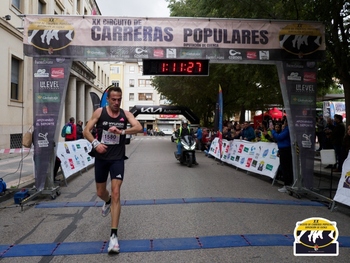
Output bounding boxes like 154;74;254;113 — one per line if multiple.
83;86;142;253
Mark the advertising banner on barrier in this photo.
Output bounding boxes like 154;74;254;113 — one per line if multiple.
56;139;94;179
208;138;279;179
333;152;350;207
23;16;325;62
32;57;72;190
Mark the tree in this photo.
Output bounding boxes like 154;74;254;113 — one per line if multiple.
164;0;349;124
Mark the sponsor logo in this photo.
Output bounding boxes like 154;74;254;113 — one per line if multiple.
304;72;317;82
257;161;264;171
301;134;312;148
285;61;304;69
179;49;202;58
246;51;257;59
51;68;64;78
246;158;252;167
262;149;269;157
259;50;269;60
294;217;339;256
266;164;273;171
293;84;315;93
34;69;50;78
306;61;316;68
35;58;54;65
291;95;315;105
343;171;350;188
153;49;164;58
287;72;302;81
228;49;243;60
279;24;323;58
37;132;49;148
166;48;177;58
206;50;224;60
27;17;75;53
85;48;107;57
134;47;149;58
110;47;130;58
39;80;59;89
35;93;60;103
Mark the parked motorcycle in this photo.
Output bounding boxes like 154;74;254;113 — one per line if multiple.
174;135;197;167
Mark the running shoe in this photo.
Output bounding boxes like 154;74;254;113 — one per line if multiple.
102;200;111;217
108;234;120;254
278;186;287;193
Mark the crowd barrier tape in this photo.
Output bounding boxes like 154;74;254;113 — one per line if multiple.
0;148;32;154
57;139;94;180
208;138;280;179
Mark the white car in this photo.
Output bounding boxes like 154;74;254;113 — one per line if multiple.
160;129;173;136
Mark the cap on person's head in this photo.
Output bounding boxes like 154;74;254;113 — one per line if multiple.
182;120;188;125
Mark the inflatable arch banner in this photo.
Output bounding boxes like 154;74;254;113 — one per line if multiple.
24;15;325;191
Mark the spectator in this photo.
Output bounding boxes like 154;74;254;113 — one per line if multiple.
233;123;242;139
331;114;345;172
222;125;233;141
316;114;327;151
240;121;256;141
196;126;203;150
256;120;274;142
65;117;77;141
271;118;293;193
76;120;84;139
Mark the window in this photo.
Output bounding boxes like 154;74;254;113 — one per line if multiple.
11;57;22;101
11;134;22;149
138;65;143;73
110;66;120;74
38;0;46;14
138;79;152;87
129;93;134;101
129;66;135;73
12;0;21;9
138;93;152;101
129;79;135;87
112;80;120;87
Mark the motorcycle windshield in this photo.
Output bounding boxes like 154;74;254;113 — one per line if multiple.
182;135;194;145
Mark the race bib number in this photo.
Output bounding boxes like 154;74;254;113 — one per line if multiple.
101;130;120;145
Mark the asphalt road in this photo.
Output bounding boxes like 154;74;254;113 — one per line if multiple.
1;136;350;262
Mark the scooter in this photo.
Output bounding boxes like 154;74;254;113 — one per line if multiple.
174;135;197;167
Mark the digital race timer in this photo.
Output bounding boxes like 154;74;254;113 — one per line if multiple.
142;59;209;76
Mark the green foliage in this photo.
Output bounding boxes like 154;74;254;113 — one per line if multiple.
163;0;350;124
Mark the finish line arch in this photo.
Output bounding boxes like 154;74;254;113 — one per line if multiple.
23;15;325;192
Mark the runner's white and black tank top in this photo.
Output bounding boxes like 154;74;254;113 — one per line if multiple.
95;107;127;160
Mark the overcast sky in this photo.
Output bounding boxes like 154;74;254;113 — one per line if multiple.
96;0;170;17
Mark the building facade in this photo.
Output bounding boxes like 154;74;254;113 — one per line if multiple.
0;0;110;149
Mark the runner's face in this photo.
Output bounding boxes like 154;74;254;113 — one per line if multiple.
107;91;122;112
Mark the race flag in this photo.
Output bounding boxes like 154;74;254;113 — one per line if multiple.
216;85;223;158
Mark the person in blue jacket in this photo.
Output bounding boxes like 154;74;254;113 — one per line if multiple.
240;121;256;141
271;118;293;193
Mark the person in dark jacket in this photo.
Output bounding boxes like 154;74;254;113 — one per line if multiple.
271;118;293;193
330;114;345;172
76;120;84;139
240;121;256;141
